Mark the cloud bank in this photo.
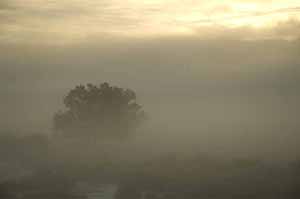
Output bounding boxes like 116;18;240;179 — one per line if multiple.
0;0;299;43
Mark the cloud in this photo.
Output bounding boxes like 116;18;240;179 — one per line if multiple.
0;0;150;43
182;6;300;27
272;18;300;39
0;0;300;44
243;6;300;18
186;17;300;41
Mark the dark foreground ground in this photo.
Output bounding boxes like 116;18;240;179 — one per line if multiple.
1;134;300;199
1;159;300;199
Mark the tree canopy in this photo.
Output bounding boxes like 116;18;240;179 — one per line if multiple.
53;82;145;138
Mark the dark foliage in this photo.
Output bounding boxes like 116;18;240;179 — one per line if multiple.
53;82;145;138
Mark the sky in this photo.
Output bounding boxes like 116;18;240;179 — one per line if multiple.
0;0;299;43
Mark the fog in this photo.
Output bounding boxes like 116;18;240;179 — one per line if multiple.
1;33;300;198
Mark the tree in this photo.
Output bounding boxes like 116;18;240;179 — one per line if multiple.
53;82;145;138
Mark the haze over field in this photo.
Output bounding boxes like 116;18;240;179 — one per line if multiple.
0;0;300;198
1;36;299;160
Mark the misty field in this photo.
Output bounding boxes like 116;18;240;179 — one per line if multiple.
1;0;300;198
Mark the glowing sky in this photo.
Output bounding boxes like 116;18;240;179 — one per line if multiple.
0;0;299;43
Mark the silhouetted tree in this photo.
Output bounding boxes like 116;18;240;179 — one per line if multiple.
53;82;145;138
